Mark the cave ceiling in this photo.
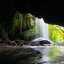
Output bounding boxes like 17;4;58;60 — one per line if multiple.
0;0;64;26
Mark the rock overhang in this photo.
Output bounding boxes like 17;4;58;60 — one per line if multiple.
0;0;64;26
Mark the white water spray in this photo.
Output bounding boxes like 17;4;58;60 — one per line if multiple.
35;18;49;39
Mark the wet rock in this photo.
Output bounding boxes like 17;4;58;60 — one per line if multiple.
0;39;26;46
29;38;54;46
56;42;64;46
39;40;53;46
0;39;11;45
30;40;54;46
15;40;24;46
29;41;39;46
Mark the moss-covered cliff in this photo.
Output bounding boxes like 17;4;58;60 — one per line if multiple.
0;11;36;42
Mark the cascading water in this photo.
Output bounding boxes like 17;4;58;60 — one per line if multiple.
35;18;39;38
28;17;54;64
27;17;54;64
35;18;49;39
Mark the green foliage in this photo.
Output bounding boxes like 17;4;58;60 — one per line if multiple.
22;13;35;31
22;27;39;40
11;12;35;40
48;24;64;43
0;11;35;41
12;11;23;34
1;10;64;44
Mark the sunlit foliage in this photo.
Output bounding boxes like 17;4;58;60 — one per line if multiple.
48;24;64;43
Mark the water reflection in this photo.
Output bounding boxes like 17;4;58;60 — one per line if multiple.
1;46;63;64
24;46;64;64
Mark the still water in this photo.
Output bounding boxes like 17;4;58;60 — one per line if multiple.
23;46;64;64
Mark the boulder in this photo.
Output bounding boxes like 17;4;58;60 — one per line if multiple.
29;38;54;46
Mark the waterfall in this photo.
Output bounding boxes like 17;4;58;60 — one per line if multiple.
35;18;39;38
35;18;49;39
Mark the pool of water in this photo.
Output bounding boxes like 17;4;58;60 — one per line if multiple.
23;46;64;64
0;45;64;64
